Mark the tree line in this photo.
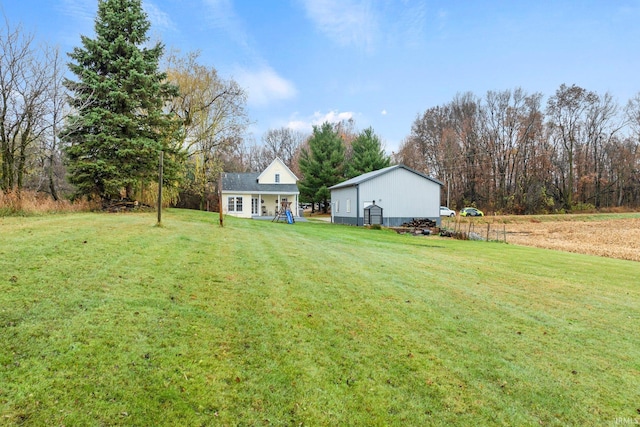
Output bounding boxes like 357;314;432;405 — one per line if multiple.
2;1;639;215
395;86;640;214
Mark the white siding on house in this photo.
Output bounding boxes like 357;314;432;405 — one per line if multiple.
222;194;252;218
257;158;297;184
222;158;300;219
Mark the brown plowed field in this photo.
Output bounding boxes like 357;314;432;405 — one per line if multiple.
444;215;640;262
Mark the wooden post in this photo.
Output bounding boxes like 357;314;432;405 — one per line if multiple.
486;223;490;242
157;151;163;225
218;172;224;227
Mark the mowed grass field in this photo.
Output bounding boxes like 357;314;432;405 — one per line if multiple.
1;210;639;426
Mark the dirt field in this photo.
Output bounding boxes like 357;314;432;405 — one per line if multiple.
443;215;640;262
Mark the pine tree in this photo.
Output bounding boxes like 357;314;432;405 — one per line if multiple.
346;127;391;178
299;122;345;213
63;0;180;201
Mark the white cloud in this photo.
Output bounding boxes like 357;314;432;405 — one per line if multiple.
301;0;377;51
394;1;429;47
56;1;177;41
286;110;355;133
202;0;250;49
313;110;354;124
58;0;95;23
235;67;297;107
300;0;433;52
287;120;311;132
144;2;176;32
381;109;387;115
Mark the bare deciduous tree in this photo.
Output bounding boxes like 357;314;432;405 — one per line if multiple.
398;84;638;213
0;18;53;193
546;84;597;209
261;127;306;169
481;88;543;211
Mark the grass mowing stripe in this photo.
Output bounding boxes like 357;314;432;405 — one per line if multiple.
1;209;639;425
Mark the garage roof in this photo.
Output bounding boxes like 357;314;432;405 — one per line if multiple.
329;165;443;190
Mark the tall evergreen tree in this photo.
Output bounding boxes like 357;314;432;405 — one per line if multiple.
62;0;180;201
346;127;391;178
299;122;345;213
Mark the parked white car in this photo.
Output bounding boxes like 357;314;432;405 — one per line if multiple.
440;206;456;217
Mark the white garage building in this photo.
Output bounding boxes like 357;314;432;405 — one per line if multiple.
329;164;443;227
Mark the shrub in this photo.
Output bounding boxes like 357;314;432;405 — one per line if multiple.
571;202;596;213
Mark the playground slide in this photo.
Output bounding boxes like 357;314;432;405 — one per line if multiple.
285;210;294;224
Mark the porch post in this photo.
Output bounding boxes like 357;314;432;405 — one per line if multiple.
257;192;261;216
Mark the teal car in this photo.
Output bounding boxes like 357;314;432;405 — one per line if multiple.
460;207;484;217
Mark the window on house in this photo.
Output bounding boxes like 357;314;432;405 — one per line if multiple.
228;196;243;212
335;200;339;213
346;199;351;213
275;173;280;183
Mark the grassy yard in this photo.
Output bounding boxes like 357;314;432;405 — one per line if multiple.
1;210;639;426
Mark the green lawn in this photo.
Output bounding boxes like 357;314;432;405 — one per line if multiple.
1;210;638;426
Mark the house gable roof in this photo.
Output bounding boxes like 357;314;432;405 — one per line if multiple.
329;164;443;190
221;158;300;194
257;157;298;184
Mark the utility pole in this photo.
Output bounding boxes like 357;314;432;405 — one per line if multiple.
157;151;163;225
218;172;224;227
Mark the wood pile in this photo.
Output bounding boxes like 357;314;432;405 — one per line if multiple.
104;200;152;212
401;218;437;228
388;218;439;236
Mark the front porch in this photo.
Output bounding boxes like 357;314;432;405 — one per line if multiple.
248;193;300;219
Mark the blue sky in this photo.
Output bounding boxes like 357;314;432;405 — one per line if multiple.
2;0;640;153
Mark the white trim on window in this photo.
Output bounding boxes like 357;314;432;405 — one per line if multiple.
227;196;243;212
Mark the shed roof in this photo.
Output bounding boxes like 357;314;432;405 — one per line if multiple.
329;164;443;190
222;173;299;194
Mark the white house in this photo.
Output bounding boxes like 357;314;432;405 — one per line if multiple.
329;164;443;226
221;158;300;219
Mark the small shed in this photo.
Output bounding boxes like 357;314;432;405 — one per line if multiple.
363;202;383;225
